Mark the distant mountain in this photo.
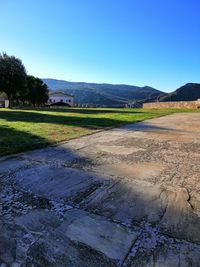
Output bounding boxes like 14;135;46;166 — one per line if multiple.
42;78;163;106
158;83;200;102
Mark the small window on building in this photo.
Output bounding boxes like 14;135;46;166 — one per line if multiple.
69;99;71;102
60;99;63;102
49;99;52;103
53;100;55;103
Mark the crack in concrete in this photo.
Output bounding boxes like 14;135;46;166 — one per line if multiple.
186;188;194;210
120;232;142;267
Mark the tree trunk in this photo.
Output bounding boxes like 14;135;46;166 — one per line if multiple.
8;95;13;108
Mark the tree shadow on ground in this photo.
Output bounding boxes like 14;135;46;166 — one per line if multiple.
0;109;172;130
22;107;147;114
0;126;50;156
0;111;129;130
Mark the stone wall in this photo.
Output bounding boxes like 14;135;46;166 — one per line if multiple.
143;99;200;109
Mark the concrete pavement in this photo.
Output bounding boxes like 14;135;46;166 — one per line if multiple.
1;113;200;266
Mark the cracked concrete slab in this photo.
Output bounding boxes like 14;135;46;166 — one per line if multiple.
93;162;164;181
0;157;30;176
83;179;167;225
126;230;200;267
94;144;145;155
7;209;139;266
160;186;200;244
1;113;200;266
11;164;108;202
1;211;118;267
64;211;138;262
22;146;83;163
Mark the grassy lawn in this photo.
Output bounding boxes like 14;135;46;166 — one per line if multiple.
0;107;199;156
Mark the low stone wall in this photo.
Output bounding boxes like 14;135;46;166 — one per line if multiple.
143;99;200;109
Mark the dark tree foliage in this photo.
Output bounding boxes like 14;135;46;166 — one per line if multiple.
0;52;27;108
27;75;49;107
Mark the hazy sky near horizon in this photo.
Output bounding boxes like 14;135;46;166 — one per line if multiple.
0;0;200;92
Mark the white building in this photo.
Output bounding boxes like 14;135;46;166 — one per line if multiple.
0;94;9;108
48;92;74;107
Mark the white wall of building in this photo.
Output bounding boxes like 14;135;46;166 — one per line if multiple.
0;100;9;108
48;95;74;106
5;100;9;108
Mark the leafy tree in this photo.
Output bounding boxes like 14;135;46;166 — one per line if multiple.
27;75;49;107
0;52;27;108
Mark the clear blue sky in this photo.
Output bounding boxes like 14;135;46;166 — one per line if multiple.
0;0;199;92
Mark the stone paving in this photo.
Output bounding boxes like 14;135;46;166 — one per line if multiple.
1;113;200;266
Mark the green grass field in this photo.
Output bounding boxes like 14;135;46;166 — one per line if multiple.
0;107;199;156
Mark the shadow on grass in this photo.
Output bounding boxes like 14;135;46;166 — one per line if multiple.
0;110;131;155
21;107;148;114
0;125;51;156
0;110;136;129
0;109;171;129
